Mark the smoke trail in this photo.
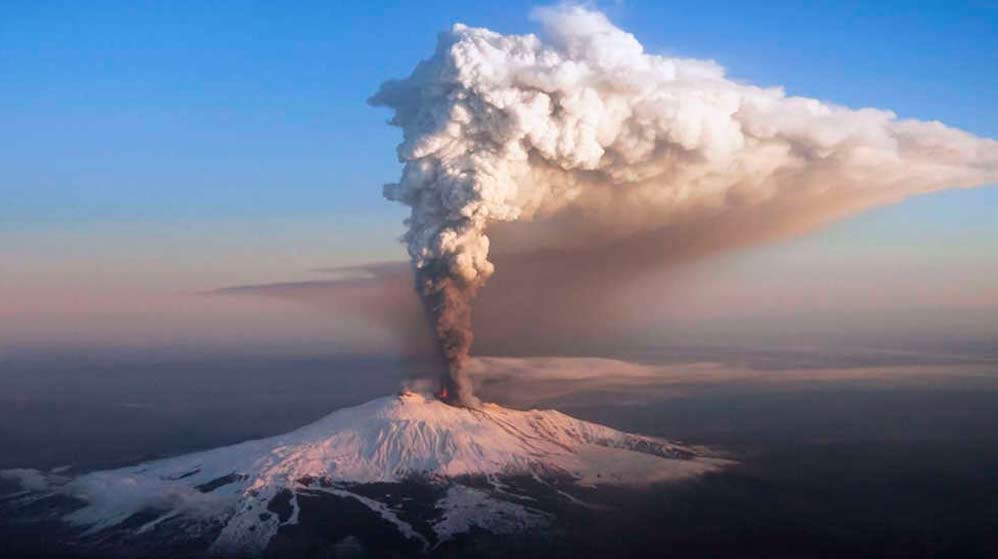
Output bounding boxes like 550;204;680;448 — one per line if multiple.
414;261;481;406
370;6;998;406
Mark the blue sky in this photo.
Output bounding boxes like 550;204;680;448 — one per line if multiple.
1;1;996;349
2;1;995;228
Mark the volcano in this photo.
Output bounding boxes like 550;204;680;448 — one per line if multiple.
1;392;726;556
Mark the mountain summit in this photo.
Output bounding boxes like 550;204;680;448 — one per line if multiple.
2;392;725;555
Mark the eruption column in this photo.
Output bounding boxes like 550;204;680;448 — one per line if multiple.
371;6;998;407
416;259;483;407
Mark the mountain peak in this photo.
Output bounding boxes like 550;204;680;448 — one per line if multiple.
2;393;727;554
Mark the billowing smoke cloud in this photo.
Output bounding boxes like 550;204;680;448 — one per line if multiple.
370;6;998;407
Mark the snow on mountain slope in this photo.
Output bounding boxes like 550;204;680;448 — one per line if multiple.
2;392;727;554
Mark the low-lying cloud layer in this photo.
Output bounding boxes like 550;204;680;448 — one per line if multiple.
468;356;998;410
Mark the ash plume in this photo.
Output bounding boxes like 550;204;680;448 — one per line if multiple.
370;6;998;406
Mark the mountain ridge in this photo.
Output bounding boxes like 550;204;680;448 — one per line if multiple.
2;391;727;555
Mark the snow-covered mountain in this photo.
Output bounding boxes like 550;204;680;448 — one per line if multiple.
1;392;727;556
